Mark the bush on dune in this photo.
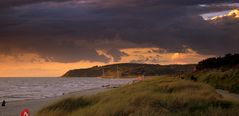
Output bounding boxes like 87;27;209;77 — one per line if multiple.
37;77;239;116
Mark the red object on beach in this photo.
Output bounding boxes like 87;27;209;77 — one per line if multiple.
20;108;29;116
137;76;143;81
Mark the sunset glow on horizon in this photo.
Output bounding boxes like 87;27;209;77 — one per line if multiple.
0;47;213;77
0;0;238;77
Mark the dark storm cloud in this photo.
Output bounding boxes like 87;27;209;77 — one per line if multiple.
0;0;69;9
0;0;239;63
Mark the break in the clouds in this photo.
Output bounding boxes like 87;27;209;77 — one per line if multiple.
0;0;239;76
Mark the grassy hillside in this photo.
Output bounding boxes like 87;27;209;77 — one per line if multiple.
183;54;239;93
62;63;195;77
37;77;239;116
183;68;239;93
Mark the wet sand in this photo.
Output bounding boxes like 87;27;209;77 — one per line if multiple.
0;87;112;116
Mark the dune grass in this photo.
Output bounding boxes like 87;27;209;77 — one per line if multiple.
37;77;239;116
184;68;239;93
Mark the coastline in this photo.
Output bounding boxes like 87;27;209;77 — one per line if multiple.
0;87;113;116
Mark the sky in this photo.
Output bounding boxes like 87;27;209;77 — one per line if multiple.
0;0;239;77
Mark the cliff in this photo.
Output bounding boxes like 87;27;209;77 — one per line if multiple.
62;63;195;78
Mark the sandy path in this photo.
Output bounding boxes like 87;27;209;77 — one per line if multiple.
0;88;112;116
216;89;239;102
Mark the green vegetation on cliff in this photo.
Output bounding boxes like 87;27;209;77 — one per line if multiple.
38;77;239;116
62;63;195;77
183;53;239;93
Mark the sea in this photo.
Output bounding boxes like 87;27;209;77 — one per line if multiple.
0;77;134;102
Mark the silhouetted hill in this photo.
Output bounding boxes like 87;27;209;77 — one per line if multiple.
63;63;195;78
196;53;239;70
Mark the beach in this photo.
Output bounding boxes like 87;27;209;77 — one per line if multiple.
0;77;134;116
0;87;112;116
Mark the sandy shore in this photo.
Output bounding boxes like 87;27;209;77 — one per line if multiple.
0;87;112;116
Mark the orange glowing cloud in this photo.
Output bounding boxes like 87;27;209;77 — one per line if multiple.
0;53;104;77
120;47;213;65
0;47;213;77
96;49;114;63
202;9;239;21
211;9;239;20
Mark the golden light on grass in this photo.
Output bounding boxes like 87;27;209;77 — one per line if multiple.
37;77;239;116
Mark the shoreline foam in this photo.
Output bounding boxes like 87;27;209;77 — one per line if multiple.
0;87;113;116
